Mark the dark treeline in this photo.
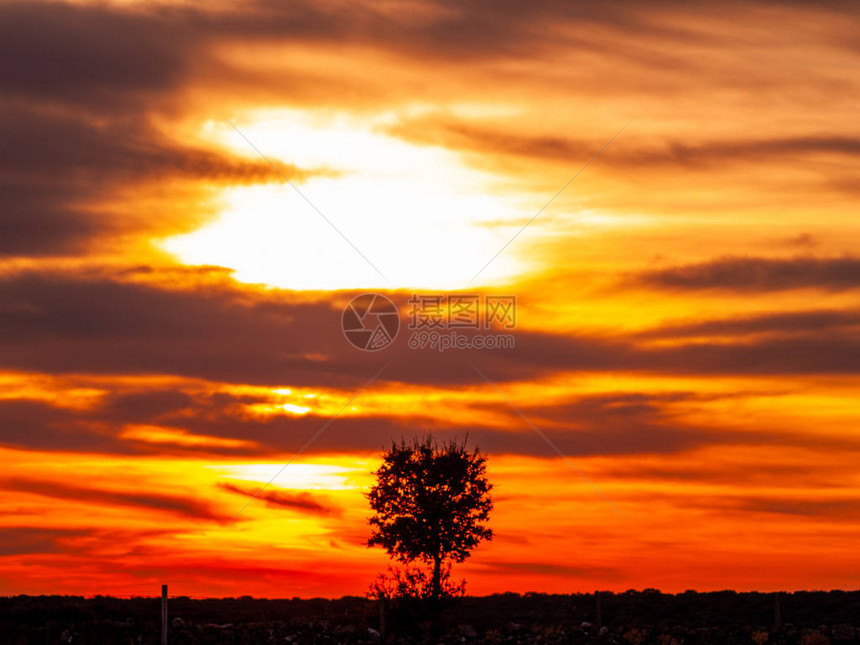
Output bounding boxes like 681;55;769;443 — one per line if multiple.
1;589;859;644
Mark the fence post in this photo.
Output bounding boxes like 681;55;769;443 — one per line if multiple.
161;584;168;645
378;595;387;643
773;592;781;631
595;590;602;631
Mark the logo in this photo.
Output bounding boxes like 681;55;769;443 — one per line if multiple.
404;293;517;352
342;293;400;351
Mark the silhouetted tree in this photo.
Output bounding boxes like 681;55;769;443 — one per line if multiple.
367;436;493;605
368;562;465;603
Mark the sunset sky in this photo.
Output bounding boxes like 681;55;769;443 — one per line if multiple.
1;0;859;597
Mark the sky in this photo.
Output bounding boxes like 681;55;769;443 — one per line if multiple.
1;0;859;597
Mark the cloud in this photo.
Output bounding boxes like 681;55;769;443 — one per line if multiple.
102;389;195;421
0;2;192;109
0;477;229;523
477;560;619;579
0;102;328;256
0;365;818;459
635;309;860;339
0;399;127;453
632;256;860;292
668;493;860;521
737;497;860;519
0;527;89;557
0;0;693;113
0;1;346;258
5;368;851;461
159;407;714;459
598;452;860;490
389;121;860;170
1;271;860;401
1;0;856;260
218;481;342;517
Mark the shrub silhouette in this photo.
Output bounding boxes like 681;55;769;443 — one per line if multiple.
367;436;493;605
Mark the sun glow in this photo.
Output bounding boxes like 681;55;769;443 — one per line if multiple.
209;462;366;491
161;110;529;290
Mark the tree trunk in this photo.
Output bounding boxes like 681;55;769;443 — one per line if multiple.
431;554;442;605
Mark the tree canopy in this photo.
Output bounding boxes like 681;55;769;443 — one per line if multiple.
367;436;493;603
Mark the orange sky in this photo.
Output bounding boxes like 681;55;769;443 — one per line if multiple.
0;0;859;597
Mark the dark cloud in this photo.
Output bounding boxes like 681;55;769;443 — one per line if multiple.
0;104;293;182
0;477;229;523
6;367;855;461
0;0;342;257
0;272;350;385
600;459;858;490
1;0;856;258
0;101;325;256
102;389;195;421
158;404;713;459
476;561;620;579
629;136;860;167
636;309;860;339
378;109;860;217
218;481;342;517
0;0;706;114
1;272;859;396
194;0;859;64
0;399;125;453
0;2;191;109
0;3;200;255
168;0;707;62
154;387;860;460
671;494;860;521
632;256;860;292
0;527;88;557
737;497;860;519
387;119;860;173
